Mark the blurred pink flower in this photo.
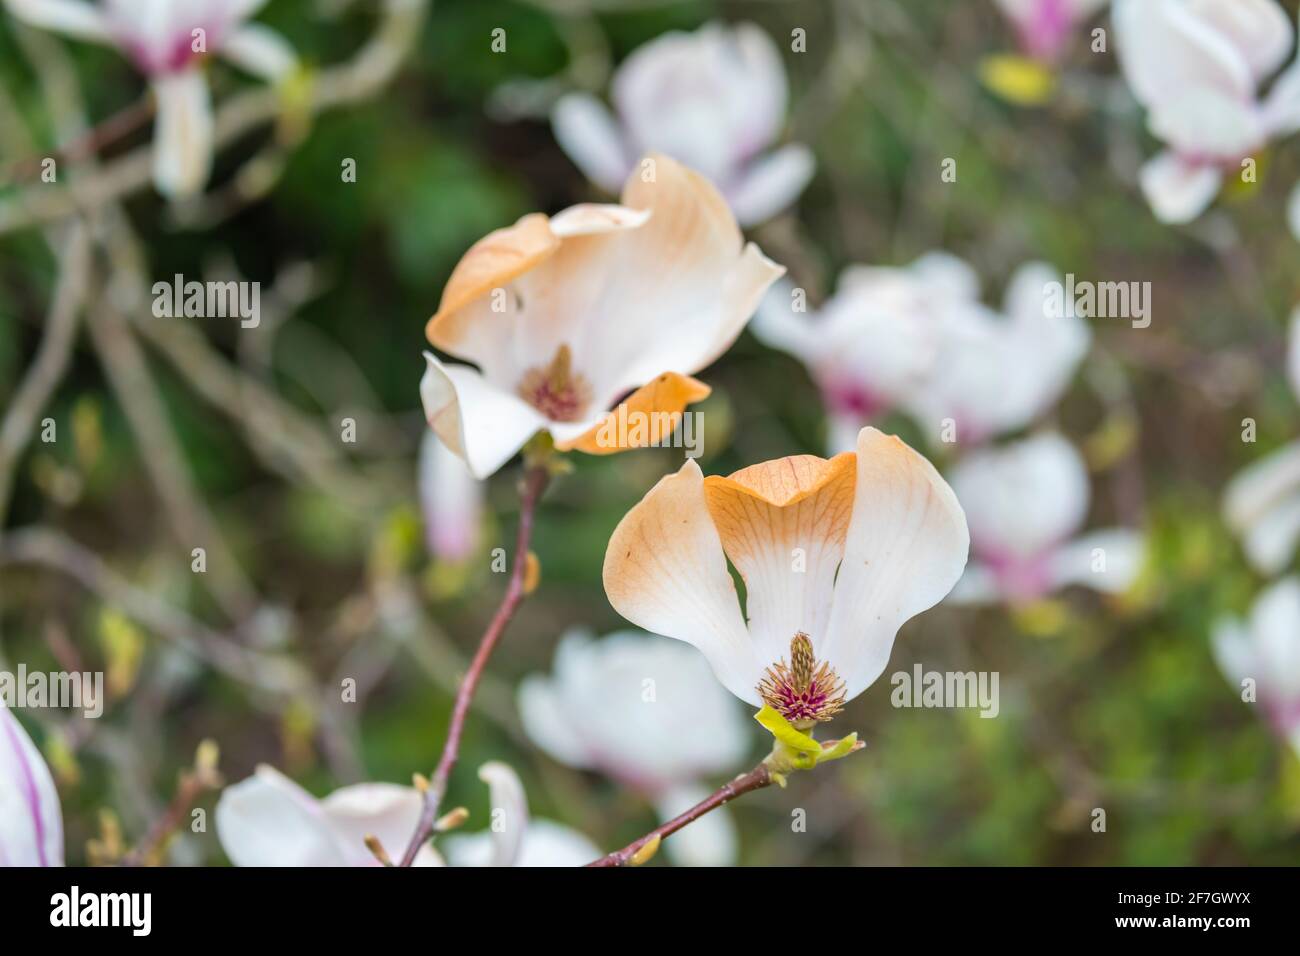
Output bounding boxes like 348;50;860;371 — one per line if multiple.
0;707;64;867
1213;578;1300;758
993;0;1107;62
551;21;814;226
947;432;1143;605
1114;0;1300;223
5;0;296;197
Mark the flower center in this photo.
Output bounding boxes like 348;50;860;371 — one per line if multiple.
758;632;846;728
517;344;593;422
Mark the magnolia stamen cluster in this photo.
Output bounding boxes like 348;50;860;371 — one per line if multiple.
758;633;847;729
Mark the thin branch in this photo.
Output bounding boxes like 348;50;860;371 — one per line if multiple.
0;220;91;522
397;464;550;868
587;764;774;867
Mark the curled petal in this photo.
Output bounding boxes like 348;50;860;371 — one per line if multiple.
551;92;632;194
477;762;529;868
726;143;815;226
220;23;297;82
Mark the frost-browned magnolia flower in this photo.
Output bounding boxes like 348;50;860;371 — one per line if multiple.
420;153;784;479
602;427;969;725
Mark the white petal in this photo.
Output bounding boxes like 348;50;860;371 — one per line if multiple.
944;561;1002;606
603;460;761;705
320;783;429;867
1146;88;1264;159
821;428;970;700
1249;577;1300;697
1181;0;1293;85
1224;440;1300;574
551;93;632;194
725;143;815;226
477;762;528;867
4;0;110;42
1113;0;1255;108
908;251;982;302
950;432;1091;560
419;352;547;480
220;23;296;82
507;819;601;866
653;782;737;867
215;766;346;867
417;429;483;562
1139;151;1223;224
1263;57;1300;138
1049;528;1145;594
0;708;63;867
748;279;817;363
150;68;214;198
1211;615;1258;690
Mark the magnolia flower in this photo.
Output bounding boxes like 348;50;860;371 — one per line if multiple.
1223;308;1300;575
418;429;484;562
602;427;968;723
993;0;1108;62
420;153;783;479
752;253;977;453
5;0;296;198
1213;578;1300;759
551;22;814;226
216;765;443;866
901;262;1091;445
946;432;1143;604
0;707;63;867
1114;0;1300;223
518;629;750;866
439;762;601;867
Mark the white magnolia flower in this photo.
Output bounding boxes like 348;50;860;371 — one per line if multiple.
440;762;601;867
1224;308;1300;576
0;707;63;867
420;153;783;479
752;254;976;453
902;262;1091;445
603;427;969;721
1213;577;1300;758
418;430;484;562
947;432;1143;604
1114;0;1300;223
519;629;750;866
551;22;814;226
216;764;443;867
5;0;296;198
993;0;1109;61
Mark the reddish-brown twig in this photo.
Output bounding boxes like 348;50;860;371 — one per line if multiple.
397;464;550;867
586;763;774;867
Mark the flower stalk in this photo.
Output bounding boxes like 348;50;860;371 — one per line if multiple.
397;461;551;867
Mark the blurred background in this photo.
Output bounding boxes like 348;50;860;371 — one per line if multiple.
2;0;1299;866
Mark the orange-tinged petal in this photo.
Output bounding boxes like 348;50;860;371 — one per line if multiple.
425;213;560;353
702;454;857;656
557;372;711;454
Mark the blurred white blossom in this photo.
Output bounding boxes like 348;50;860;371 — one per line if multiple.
947;432;1143;604
518;629;750;866
1114;0;1300;223
1213;577;1300;759
439;762;600;867
1223;308;1300;576
216;764;443;866
993;0;1109;62
551;21;813;226
5;0;296;197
